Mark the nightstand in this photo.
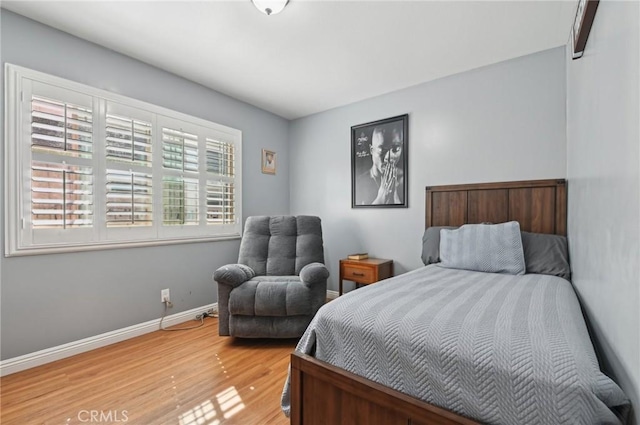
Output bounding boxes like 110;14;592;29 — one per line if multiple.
339;258;394;295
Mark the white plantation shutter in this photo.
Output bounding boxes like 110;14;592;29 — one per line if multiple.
106;114;152;166
6;65;242;255
31;162;93;228
162;127;198;172
207;181;235;224
163;177;199;226
31;95;93;158
103;103;155;240
24;82;96;247
206;138;236;225
206;138;234;176
161;124;199;227
106;170;153;227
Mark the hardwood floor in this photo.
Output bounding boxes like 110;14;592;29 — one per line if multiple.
0;318;296;425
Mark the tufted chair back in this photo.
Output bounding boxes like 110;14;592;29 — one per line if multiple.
238;216;324;276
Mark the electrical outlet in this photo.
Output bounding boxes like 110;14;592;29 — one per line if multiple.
161;288;170;303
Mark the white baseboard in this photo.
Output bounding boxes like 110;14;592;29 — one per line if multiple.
0;303;217;377
1;291;338;377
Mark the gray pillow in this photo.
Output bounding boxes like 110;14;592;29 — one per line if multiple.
521;231;571;280
421;226;456;265
439;222;526;275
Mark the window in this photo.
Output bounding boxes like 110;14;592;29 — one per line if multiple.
5;64;242;256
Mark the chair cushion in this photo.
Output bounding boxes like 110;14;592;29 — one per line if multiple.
228;276;313;317
238;216;324;276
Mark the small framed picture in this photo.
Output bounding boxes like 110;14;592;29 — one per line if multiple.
351;114;408;208
572;0;599;59
261;149;276;174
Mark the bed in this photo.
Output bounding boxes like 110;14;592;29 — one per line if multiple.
282;179;630;425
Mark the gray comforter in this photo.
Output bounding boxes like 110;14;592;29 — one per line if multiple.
281;265;629;424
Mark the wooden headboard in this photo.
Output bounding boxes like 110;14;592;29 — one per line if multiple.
425;179;567;235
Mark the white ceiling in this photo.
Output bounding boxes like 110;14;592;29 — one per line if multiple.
2;1;577;120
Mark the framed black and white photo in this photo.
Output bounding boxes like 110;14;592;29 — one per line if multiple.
351;114;408;208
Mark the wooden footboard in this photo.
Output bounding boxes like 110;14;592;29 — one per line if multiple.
290;352;480;425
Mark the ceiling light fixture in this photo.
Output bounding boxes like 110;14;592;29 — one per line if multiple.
252;0;289;16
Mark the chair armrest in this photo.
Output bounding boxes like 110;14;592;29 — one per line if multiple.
213;264;256;288
299;262;329;286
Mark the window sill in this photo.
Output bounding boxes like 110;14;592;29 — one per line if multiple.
5;234;242;257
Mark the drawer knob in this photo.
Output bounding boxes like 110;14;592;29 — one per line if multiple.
352;272;365;276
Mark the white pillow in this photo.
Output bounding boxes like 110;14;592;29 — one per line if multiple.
439;221;526;275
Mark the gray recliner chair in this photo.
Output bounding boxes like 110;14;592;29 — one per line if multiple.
213;215;329;338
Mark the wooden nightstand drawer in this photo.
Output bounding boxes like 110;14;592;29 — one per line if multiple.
339;258;394;295
342;265;375;284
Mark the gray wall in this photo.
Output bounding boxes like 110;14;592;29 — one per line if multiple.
289;47;567;290
0;10;290;359
566;1;640;423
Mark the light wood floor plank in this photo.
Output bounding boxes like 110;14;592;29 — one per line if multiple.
1;318;296;425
